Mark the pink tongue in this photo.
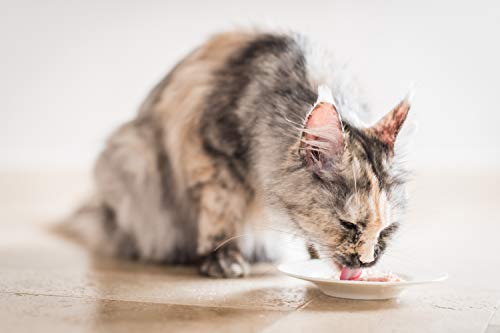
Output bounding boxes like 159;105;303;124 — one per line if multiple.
340;267;363;280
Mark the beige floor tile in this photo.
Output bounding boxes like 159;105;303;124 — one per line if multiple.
0;225;319;311
0;292;287;333
1;170;500;332
262;287;500;333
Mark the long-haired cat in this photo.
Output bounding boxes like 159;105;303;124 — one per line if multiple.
65;31;411;278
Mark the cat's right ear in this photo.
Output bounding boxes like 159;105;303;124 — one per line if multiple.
368;97;411;152
300;101;345;171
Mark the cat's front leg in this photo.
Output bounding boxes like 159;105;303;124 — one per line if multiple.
199;245;249;278
195;179;250;278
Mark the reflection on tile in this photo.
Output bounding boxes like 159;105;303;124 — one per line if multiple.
2;171;500;332
0;227;319;311
263;287;500;333
0;293;287;333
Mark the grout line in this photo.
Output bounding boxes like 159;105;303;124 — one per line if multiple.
257;291;319;333
0;290;296;313
294;287;322;312
483;299;500;333
296;298;315;311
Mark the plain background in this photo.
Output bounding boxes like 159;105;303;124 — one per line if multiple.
2;0;499;171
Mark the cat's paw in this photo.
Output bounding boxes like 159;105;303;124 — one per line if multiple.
199;247;249;278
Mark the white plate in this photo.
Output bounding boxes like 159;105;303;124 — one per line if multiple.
277;259;448;300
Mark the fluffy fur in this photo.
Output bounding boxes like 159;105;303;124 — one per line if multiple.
63;30;411;278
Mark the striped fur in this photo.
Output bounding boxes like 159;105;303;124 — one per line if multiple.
65;30;411;277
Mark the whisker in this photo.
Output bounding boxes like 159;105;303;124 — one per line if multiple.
213;234;251;251
283;114;305;128
210;224;335;254
253;224;336;248
351;157;360;206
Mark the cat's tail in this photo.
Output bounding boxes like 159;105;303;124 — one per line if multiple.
50;195;116;255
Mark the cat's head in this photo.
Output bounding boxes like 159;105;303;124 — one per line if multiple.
270;88;411;269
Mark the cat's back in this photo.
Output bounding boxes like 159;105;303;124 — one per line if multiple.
140;30;302;191
140;30;260;120
84;30;369;264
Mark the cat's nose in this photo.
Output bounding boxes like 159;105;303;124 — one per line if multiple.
358;252;375;264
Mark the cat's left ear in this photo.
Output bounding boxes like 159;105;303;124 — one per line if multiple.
300;85;345;171
368;98;411;151
301;101;345;170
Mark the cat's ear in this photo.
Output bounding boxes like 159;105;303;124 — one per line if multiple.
301;101;345;170
368;98;411;151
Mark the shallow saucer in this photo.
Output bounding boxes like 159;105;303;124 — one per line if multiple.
277;259;448;300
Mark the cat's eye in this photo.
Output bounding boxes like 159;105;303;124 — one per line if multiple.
339;219;358;231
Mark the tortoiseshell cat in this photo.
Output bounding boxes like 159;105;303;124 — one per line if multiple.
67;31;411;278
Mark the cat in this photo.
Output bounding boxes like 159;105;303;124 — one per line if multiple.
65;30;411;278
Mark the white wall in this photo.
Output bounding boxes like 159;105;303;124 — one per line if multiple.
1;0;499;170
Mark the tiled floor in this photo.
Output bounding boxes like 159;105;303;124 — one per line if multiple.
0;170;499;332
